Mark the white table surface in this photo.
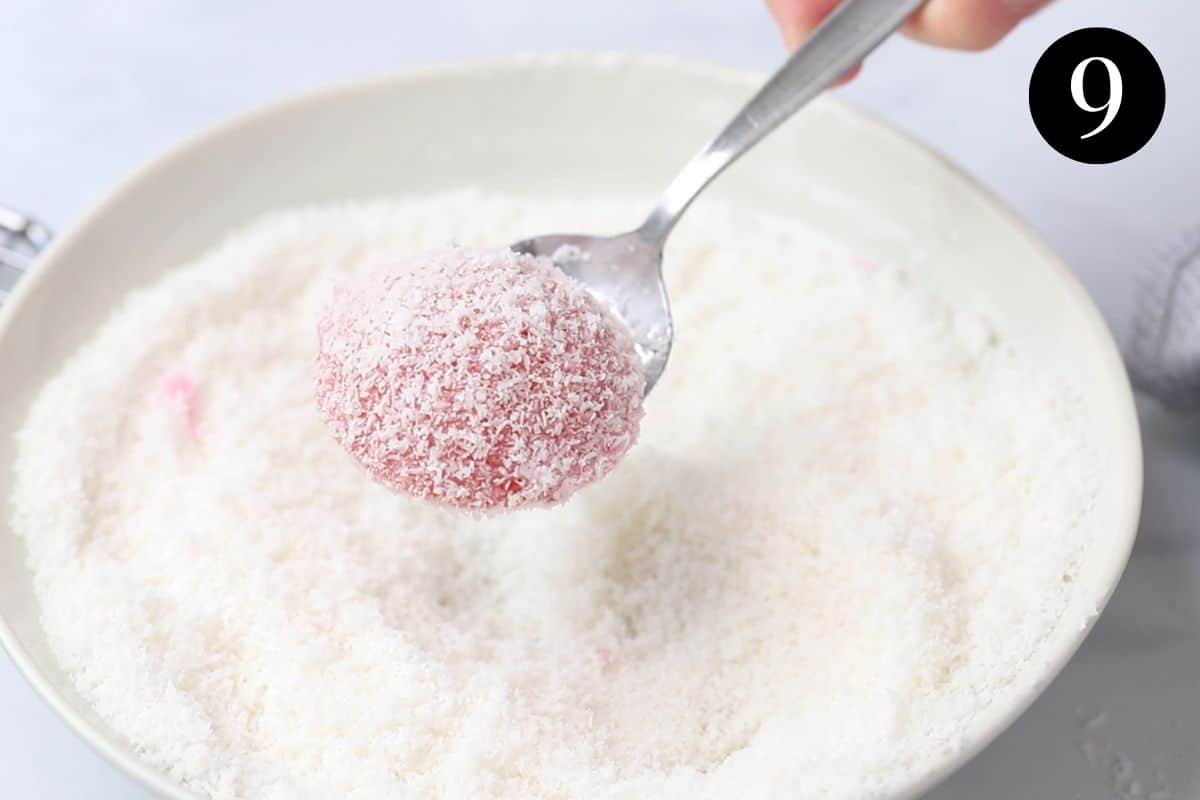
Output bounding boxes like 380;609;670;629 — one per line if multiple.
3;1;1197;797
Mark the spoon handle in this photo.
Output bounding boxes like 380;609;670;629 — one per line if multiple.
639;0;927;246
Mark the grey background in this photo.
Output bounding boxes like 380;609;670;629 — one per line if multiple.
2;1;1197;797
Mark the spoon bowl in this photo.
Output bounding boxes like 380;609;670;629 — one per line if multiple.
511;0;925;393
512;230;671;393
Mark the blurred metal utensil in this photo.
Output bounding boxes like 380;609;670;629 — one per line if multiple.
0;205;51;302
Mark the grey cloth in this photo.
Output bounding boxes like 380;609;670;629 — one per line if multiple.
1128;232;1200;413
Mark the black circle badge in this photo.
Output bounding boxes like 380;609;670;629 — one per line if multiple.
1029;28;1165;164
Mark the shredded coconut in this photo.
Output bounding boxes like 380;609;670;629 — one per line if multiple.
315;245;644;511
10;190;1100;799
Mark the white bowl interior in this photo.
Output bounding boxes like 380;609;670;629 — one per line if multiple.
0;55;1141;799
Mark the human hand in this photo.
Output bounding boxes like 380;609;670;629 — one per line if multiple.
767;0;1054;53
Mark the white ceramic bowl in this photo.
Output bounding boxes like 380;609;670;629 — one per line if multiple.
0;55;1141;799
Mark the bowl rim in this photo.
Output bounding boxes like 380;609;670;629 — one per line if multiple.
0;52;1143;800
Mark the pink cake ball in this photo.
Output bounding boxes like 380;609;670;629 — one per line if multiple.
315;245;645;512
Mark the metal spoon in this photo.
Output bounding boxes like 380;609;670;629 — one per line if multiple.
513;0;926;394
0;206;51;304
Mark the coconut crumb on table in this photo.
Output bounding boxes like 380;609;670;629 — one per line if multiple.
11;190;1101;800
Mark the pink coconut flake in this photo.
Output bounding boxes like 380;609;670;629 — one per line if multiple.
596;647;616;669
849;253;881;273
315;245;645;512
159;371;202;437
